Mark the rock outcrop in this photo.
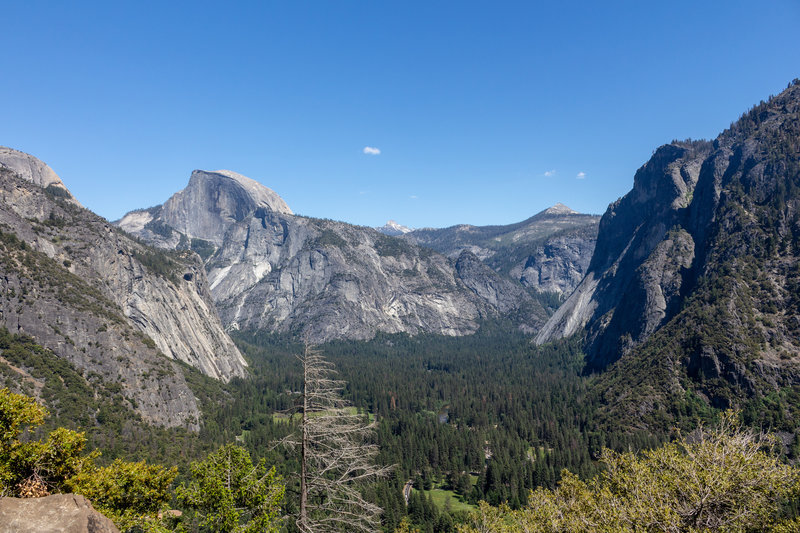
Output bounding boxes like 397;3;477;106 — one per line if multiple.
0;146;78;205
538;79;800;421
0;494;119;533
455;250;528;314
120;171;548;342
0;152;247;428
403;205;600;297
119;170;291;246
536;141;711;366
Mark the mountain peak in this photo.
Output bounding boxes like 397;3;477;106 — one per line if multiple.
541;203;578;215
0;146;80;205
143;169;293;243
119;169;293;244
376;220;412;236
192;169;293;215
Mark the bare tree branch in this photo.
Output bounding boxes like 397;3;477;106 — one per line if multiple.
281;344;392;533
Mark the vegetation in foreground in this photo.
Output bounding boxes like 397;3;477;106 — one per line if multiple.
5;383;800;532
0;386;285;532
457;412;800;533
6;318;800;532
0;341;390;533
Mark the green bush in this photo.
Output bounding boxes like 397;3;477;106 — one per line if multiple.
0;389;177;531
0;388;94;497
177;443;284;533
68;459;177;532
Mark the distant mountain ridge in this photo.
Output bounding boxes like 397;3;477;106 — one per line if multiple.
402;204;601;297
119;172;553;342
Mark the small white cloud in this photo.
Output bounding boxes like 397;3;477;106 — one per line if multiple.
543;169;556;177
409;195;418;199
576;172;586;179
359;191;367;195
363;146;381;155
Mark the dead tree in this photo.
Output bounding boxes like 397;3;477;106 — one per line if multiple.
283;344;392;533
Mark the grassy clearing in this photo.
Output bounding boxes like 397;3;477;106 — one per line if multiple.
413;482;477;514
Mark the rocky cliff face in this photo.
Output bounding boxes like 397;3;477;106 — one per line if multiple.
509;227;598;296
120;171;548;342
535;141;712;365
403;205;600;297
538;80;800;422
0;154;247;428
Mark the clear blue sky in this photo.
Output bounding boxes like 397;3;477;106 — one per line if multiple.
2;2;799;228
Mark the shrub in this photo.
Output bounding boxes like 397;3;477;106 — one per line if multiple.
176;443;284;533
459;411;800;532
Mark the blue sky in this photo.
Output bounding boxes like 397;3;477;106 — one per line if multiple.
2;2;799;228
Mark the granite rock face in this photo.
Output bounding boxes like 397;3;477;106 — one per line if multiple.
538;81;800;382
162;169;292;244
403;205;600;297
0;494;119;533
120;171;548;342
535;142;711;364
0;153;247;428
455;250;527;314
0;146;79;205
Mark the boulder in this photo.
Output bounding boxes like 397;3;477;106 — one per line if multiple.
0;494;119;533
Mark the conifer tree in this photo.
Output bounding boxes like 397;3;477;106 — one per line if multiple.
283;344;392;532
